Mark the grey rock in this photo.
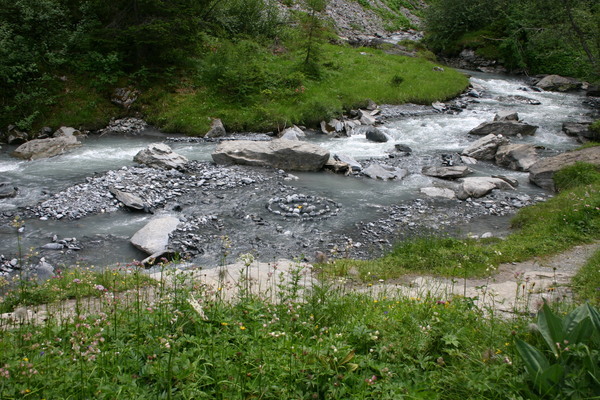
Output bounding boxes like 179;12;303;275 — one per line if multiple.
363;164;408;180
0;181;17;198
212;139;330;172
6;126;29;145
495;143;539;171
134;143;188;170
494;111;519;121
280;125;306;141
130;216;180;255
334;153;362;171
26;259;55;282
460;155;478;165
496;95;541;105
111;87;140;108
462;134;509;160
535;75;582;92
324;156;350;174
364;126;389;142
359;109;377;125
457;177;515;200
395;144;413;154
422;166;473;179
109;186;149;211
12;135;82;160
529;147;600;191
53;126;82;138
205;118;227;138
420;187;456;199
468;121;538;137
492;175;519;188
41;243;65;250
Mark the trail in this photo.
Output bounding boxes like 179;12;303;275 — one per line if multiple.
351;242;600;315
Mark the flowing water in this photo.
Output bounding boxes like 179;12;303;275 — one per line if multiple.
0;71;594;267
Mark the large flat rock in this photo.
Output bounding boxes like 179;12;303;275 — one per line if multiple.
529;147;600;191
130;216;180;255
468;121;538;137
212;139;330;172
12;136;82;160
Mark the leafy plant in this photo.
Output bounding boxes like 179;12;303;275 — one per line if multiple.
515;303;600;398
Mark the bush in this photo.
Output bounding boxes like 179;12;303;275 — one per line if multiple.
553;162;600;192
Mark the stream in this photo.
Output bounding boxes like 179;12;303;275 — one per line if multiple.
0;70;596;272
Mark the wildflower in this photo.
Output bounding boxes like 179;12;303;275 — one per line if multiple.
240;326;246;330
73;278;81;284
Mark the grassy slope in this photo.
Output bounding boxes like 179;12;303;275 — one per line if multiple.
141;43;467;134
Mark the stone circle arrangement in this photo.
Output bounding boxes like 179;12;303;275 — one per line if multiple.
266;193;340;220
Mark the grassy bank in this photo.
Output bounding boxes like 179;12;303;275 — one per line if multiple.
6;38;468;137
141;42;468;135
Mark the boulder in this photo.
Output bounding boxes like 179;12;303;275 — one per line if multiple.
12;135;82;160
529;147;600;191
420;187;456;199
212;139;330;172
457;177;516;200
359;109;377;125
496;95;541;105
205;118;226;138
0;181;17;198
460;155;477;165
130;216;180;255
134;143;188;170
494;111;519;121
280;125;305;141
462;134;509;160
587;85;600;97
362;164;407;180
6;126;29;144
53;126;82;138
364;126;389;142
495;143;539;171
468;121;538;137
111;87;140;108
535;75;582;92
562;122;597;142
422;166;473;179
395;144;413;154
109;186;150;212
324;156;350;174
334;153;362;172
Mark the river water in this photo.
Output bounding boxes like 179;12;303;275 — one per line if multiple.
0;71;594;269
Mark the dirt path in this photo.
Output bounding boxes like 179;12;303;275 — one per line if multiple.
351;242;599;315
2;243;597;327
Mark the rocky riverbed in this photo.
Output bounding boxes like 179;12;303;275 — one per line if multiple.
1;70;597;279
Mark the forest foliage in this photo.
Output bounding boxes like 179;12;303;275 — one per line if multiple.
423;0;600;80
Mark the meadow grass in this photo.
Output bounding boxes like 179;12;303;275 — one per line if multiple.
572;249;600;305
143;43;468;135
0;262;539;399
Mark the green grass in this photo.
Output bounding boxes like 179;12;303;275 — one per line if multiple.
0;264;156;314
143;42;468;135
0;265;539;399
572;249;600;305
